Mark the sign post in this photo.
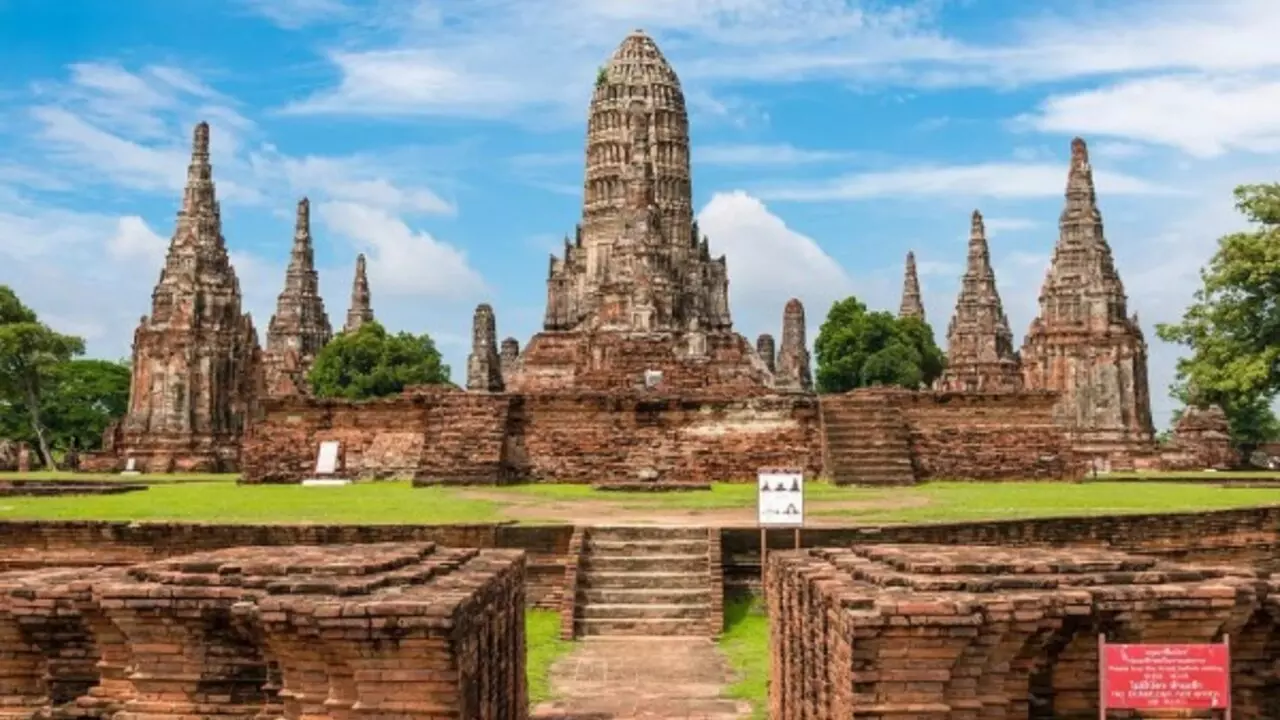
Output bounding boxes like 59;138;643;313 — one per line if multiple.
757;468;805;590
1099;636;1231;718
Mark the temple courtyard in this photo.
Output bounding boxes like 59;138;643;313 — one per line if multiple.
4;472;1280;525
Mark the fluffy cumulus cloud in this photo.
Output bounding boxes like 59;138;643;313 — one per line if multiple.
697;190;855;341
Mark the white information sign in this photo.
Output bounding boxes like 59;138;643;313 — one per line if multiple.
757;469;804;527
315;441;341;475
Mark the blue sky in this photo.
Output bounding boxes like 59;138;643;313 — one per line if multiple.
2;0;1278;430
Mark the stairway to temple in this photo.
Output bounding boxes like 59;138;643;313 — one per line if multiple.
573;526;715;637
820;394;918;486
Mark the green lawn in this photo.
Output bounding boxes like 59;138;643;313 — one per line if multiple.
526;609;572;705
2;477;1280;525
0;471;237;483
720;598;769;719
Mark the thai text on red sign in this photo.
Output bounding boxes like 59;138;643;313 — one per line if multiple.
1102;643;1230;709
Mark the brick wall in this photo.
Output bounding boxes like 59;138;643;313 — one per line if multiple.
5;505;1279;610
244;389;821;486
894;390;1082;480
726;504;1280;594
241;387;511;484
509;392;821;484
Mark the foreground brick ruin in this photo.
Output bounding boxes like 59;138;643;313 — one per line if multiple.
0;543;527;720
767;544;1279;719
74;29;1234;481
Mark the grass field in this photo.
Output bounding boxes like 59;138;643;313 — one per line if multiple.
525;609;572;704
2;473;1280;525
720;598;769;719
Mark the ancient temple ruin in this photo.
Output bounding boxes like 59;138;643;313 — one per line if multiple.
343;253;374;333
262;198;332;398
1021;138;1155;462
506;30;773;393
936;210;1023;392
112;123;261;472
898;251;925;322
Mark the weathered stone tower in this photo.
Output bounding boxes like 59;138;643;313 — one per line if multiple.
937;211;1023;392
510;30;772;392
118;122;261;472
466;304;504;392
1021;138;1155;460
898;251;925;322
343;253;374;333
775;299;813;393
262;198;332;398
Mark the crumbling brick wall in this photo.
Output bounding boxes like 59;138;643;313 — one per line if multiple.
894;390;1082;480
767;544;1277;719
509;391;821;484
0;543;529;720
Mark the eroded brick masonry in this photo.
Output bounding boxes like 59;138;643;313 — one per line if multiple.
0;543;527;720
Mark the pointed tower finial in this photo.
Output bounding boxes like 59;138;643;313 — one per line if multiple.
344;253;374;333
899;251;925;322
295;197;310;238
192;122;210;157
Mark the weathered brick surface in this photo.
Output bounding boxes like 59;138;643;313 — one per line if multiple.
767;544;1274;719
243;389;821;485
0;544;528;720
241;387;511;484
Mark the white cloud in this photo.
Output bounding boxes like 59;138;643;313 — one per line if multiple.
757;161;1174;202
1021;75;1280;158
981;217;1039;233
317;201;485;299
258;153;456;215
694;144;855;166
106;216;167;264
697;190;852;341
237;0;354;28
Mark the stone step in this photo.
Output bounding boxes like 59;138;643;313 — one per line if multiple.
588;526;708;542
574;617;708;637
824;444;913;456
831;474;916;486
827;459;915;471
580;588;710;605
579;603;711;620
584;539;709;557
582;555;707;573
580;572;708;590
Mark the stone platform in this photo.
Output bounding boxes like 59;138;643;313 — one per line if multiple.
0;543;528;720
767;544;1277;719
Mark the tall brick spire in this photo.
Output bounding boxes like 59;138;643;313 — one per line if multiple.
937;210;1021;392
1021;138;1154;460
262;198;333;397
343;253;374;333
898;251;925;322
118;121;260;472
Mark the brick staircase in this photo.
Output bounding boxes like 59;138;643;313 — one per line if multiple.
820;393;918;486
572;526;715;637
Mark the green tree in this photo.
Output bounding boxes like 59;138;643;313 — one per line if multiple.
0;359;130;453
1156;183;1280;451
814;296;945;394
0;287;86;467
308;321;451;400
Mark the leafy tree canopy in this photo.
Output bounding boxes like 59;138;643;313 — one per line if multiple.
814;296;945;394
0;286;86;466
308;321;452;400
1156;183;1280;449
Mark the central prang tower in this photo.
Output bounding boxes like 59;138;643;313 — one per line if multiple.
502;30;778;393
543;30;730;334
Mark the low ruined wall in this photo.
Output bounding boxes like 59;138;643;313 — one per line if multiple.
896;390;1082;480
0;522;573;610
243;389;822;485
4;505;1278;609
511;392;821;483
725;504;1280;593
241;389;510;484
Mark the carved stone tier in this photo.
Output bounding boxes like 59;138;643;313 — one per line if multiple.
116;122;260;473
262;198;332;399
937;211;1023;392
1021;138;1155;460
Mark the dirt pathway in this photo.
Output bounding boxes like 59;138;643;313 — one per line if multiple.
531;637;752;720
454;488;931;526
